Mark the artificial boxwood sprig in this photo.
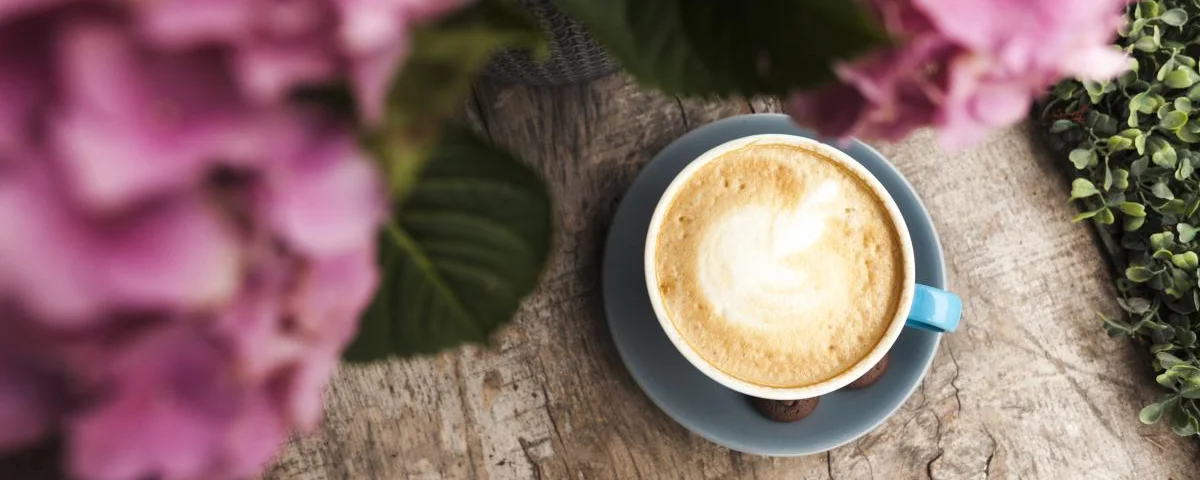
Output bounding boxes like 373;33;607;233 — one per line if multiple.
1041;0;1200;437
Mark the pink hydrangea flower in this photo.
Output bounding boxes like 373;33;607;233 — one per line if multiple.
134;0;472;124
0;0;459;477
786;0;1130;149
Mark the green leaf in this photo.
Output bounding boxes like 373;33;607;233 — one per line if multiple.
1141;401;1165;424
1153;231;1177;250
1119;67;1139;87
1134;8;1150;28
1050;119;1076;134
1175;252;1200;269
1166;68;1200;89
1159;58;1178;82
1159;352;1187;368
1153;180;1175;199
1125;297;1154;314
1115;168;1131;190
1158;370;1179;387
1140;0;1161;18
1132;92;1157;114
1070;178;1100;200
1178;97;1194;113
1054;81;1080;100
1084;80;1113;104
1108;135;1135;151
1175;126;1200;142
1182;330;1199;347
1069;148;1097;169
1161;110;1189;129
1179;156;1195;180
1128;266;1157;283
1136;133;1149;154
344;125;553;361
557;0;887;96
1127;215;1148;231
1161;8;1189;26
1120;202;1148;217
371;0;547;193
1097;208;1116;225
1155;147;1179;169
1180;385;1200;398
1170;411;1198;436
1135;34;1159;52
1133;157;1151;176
1073;208;1103;222
1179;223;1198;242
1088;111;1119;135
1163;198;1189;214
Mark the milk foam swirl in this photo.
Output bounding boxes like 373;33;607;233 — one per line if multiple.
696;181;852;330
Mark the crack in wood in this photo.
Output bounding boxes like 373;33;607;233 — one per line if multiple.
983;427;999;479
455;357;483;480
673;95;690;130
854;441;875;479
926;449;944;480
946;344;964;414
517;437;544;480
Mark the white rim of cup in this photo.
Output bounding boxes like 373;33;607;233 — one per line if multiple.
643;134;917;400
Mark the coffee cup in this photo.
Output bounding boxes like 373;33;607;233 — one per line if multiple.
644;134;960;400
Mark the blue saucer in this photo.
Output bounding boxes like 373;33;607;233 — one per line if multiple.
601;114;946;456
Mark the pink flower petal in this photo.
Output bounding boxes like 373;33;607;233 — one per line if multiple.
266;119;384;255
69;327;230;480
98;197;242;313
53;19;264;210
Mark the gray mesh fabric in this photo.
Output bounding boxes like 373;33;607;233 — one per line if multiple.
482;0;619;85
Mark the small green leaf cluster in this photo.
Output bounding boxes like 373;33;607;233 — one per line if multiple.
1042;0;1200;436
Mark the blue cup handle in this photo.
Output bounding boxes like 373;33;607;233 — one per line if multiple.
905;284;961;333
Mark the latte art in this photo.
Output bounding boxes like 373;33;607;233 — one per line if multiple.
697;180;851;330
651;143;905;388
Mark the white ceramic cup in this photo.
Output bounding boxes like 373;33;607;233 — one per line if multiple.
644;134;958;400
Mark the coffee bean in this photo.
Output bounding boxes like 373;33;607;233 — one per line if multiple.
747;396;819;422
846;354;890;389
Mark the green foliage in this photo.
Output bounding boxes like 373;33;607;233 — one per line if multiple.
553;0;888;96
1041;0;1200;438
346;125;553;361
370;0;546;195
349;0;553;360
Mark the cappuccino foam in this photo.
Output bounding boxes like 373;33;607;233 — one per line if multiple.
652;142;905;388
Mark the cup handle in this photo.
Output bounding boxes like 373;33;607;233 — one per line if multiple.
905;284;961;333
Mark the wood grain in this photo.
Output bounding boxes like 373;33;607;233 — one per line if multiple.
265;74;1200;479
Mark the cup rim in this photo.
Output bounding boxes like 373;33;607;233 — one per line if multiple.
643;133;917;400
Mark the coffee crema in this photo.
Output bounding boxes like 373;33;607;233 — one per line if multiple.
651;142;905;388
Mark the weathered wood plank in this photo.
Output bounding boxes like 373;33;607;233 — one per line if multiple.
267;75;1200;480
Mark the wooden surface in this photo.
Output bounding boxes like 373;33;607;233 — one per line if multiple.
265;74;1200;480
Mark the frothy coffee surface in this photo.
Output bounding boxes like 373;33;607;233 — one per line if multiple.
652;142;905;388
